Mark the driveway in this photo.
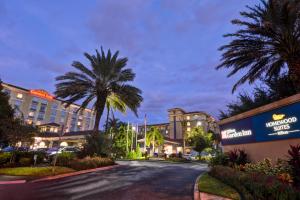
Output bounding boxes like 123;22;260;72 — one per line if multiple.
0;161;208;200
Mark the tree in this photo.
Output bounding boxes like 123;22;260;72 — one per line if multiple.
186;127;213;157
55;47;143;134
219;74;298;119
112;125;133;158
146;127;164;155
217;0;300;92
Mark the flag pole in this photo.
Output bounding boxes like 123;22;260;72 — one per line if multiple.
126;121;129;154
144;114;147;152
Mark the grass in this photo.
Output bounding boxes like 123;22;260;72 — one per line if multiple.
198;173;240;200
0;166;76;177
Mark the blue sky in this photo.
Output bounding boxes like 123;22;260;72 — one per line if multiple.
0;0;260;125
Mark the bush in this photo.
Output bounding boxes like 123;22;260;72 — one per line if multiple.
166;157;189;162
210;166;300;200
69;156;114;170
287;144;300;186
19;157;32;166
0;152;11;166
80;134;110;157
55;152;76;166
228;149;249;166
209;151;229;166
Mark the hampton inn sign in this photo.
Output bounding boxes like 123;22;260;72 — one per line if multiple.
219;94;300;161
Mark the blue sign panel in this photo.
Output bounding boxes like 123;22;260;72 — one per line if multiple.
220;101;300;145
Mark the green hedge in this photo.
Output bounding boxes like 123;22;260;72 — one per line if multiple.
69;157;114;170
210;166;300;200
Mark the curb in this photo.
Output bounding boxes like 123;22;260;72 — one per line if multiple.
193;173;203;200
31;165;120;183
0;180;26;185
0;165;119;185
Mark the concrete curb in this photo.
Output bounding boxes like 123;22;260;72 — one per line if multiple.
31;165;120;183
0;180;26;185
0;165;119;185
193;173;203;200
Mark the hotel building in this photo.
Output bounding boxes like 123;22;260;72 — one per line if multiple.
2;82;96;148
138;108;219;154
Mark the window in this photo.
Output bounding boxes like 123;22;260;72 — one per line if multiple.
28;111;35;117
2;89;11;96
37;102;47;121
186;116;190;120
187;127;191;132
30;98;39;111
197;121;202;126
50;103;58;123
60;108;67;123
16;93;23;99
14;99;22;109
187;122;191;126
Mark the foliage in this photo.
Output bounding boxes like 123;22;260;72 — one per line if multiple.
244;158;291;177
146;127;164;154
209;151;229;167
0;152;11;165
210;165;300;200
228;149;249;166
55;47;143;132
219;75;297;119
287;144;300;186
186;127;213;155
112;125;133;158
55;152;76;167
19;157;32;166
198;173;240;200
217;0;300;92
81;133;110;157
68;156;114;170
0;166;75;176
166;157;189;162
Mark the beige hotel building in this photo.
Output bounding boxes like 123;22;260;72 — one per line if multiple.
2;82;96;148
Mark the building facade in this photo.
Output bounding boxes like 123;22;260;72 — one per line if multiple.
2;82;95;133
138;108;219;154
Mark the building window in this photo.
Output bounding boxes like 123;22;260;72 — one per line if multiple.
187;127;191;132
60;108;67;124
186;116;190;120
2;89;11;96
197;121;202;126
37;101;48;121
16;93;23;99
50;103;58;123
187;122;191;126
14;99;22;109
30;98;39;111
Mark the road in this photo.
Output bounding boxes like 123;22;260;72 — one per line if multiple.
0;161;207;200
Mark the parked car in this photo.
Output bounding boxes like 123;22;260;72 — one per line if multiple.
1;146;15;152
1;146;29;152
47;146;81;156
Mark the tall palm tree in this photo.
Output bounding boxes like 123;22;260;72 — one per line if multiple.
55;47;143;135
146;127;164;155
217;0;300;92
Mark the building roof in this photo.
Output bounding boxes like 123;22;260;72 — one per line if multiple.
2;82;93;112
37;130;95;138
138;122;169;127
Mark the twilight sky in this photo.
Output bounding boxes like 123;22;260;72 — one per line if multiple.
0;0;260;125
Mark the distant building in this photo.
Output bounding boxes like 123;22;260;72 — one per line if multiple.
2;82;96;148
138;108;219;154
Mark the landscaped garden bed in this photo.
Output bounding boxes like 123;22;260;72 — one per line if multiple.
0;166;75;177
205;145;300;200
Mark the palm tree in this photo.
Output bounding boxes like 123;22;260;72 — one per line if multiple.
55;47;143;135
146;127;164;155
217;0;300;92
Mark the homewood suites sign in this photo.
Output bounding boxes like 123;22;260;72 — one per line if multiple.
220;102;300;145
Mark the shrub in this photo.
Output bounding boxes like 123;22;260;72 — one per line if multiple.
0;152;11;166
55;152;76;166
287;144;300;186
19;157;32;166
69;156;114;170
166;157;189;162
210;166;300;200
228;149;249;166
209;151;229;166
80;134;109;157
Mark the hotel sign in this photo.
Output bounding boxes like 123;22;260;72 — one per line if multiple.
30;89;54;100
221;102;300;145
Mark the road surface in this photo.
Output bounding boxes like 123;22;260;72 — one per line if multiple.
0;161;207;200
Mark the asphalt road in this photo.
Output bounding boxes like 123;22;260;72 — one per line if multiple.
0;161;208;200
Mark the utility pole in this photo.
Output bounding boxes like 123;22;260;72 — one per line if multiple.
144;114;147;152
136;124;138;150
131;123;133;151
126;122;129;153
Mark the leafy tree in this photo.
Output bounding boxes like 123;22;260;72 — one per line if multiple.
186;127;213;157
112;125;133;158
55;47;143;134
81;133;110;157
146;127;164;155
219;74;298;119
217;0;300;92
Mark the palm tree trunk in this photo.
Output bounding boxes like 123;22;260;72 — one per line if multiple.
288;60;300;92
93;96;106;135
105;105;110;132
